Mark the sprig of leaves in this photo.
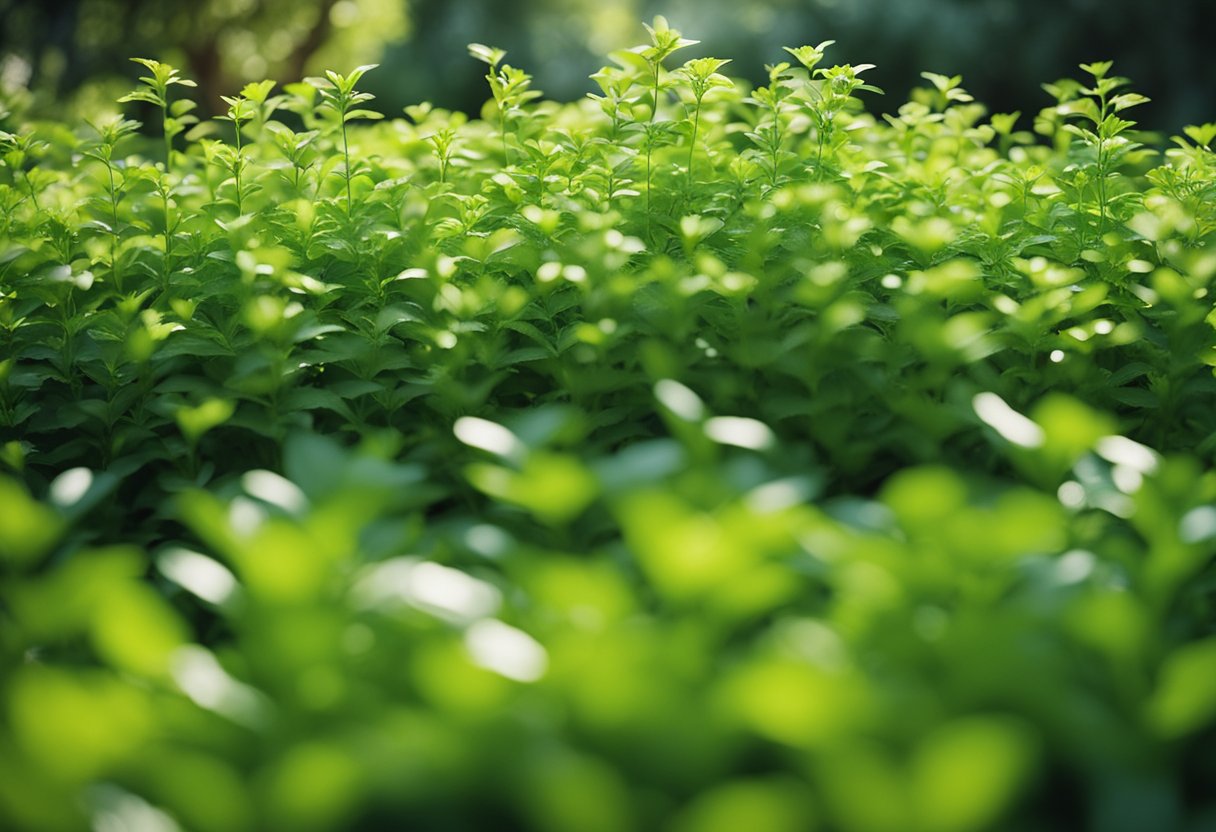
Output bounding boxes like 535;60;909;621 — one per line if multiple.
310;64;384;214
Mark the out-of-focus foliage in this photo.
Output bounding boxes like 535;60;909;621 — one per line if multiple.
2;0;1215;129
389;0;1216;134
0;0;406;114
2;17;1216;832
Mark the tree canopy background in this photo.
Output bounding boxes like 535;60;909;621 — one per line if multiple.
2;0;1213;133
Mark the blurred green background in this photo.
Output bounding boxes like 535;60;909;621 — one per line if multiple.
2;0;1213;130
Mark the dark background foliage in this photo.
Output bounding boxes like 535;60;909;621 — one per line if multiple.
2;0;1214;131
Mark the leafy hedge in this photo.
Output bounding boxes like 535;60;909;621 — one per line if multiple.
2;18;1215;832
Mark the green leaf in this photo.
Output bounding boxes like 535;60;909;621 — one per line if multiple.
1182;122;1216;149
1079;60;1113;80
0;477;64;567
912;718;1036;832
468;43;507;67
343;109;384;122
1147;638;1216;738
175;399;235;445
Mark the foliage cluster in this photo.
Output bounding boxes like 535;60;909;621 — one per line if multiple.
2;18;1215;832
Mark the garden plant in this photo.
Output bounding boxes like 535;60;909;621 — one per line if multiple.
1;17;1215;831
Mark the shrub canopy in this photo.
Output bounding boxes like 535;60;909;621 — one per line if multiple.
1;22;1215;832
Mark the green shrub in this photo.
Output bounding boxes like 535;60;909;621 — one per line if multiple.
1;19;1214;831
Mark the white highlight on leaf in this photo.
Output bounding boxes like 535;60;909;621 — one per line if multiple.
1050;349;1065;363
1057;481;1086;509
354;558;501;623
972;392;1044;448
89;785;182;832
1095;435;1159;474
227;497;266;538
1180;506;1216;544
454;416;526;462
242;469;308;514
1055;549;1096;584
1111;464;1143;494
992;294;1019;315
1101;494;1136;519
746;477;812;513
537;262;562;283
170;646;269;727
655;379;705;422
704;416;775;450
464;619;548;682
49;467;92;507
158;548;239;605
464;524;513;559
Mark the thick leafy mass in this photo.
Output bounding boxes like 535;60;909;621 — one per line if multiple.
1;20;1215;832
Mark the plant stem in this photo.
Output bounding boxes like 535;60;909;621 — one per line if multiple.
770;126;780;189
646;60;661;240
106;160;123;293
161;101;174;292
687;96;702;188
501;110;509;166
23;172;40;212
816;125;826;179
646;140;653;240
341;117;353;215
1096;94;1108;238
163;109;172;174
162;182;174;293
234;122;244;216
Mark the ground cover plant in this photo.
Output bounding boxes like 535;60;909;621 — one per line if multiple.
1;17;1215;831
